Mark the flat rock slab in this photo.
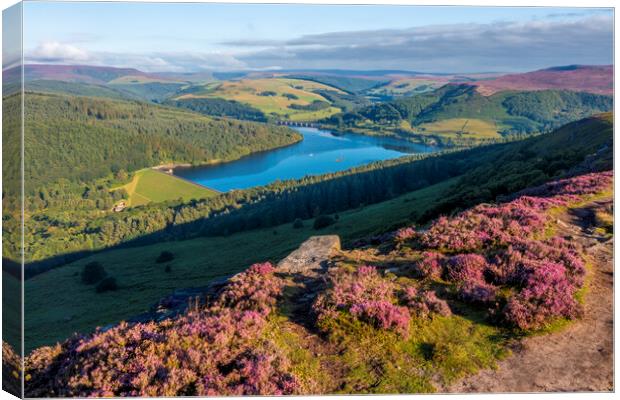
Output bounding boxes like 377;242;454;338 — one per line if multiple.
277;235;341;275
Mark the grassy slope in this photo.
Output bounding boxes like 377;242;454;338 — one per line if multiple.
175;78;343;121
281;74;386;93
3;271;22;352
117;169;217;206
414;118;502;139
24;178;454;351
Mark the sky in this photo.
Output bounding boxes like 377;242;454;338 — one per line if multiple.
9;2;614;73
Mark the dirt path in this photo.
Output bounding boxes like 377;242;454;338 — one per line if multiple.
445;199;614;393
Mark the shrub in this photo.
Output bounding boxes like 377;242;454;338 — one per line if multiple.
95;277;118;293
503;261;582;330
313;215;335;230
444;254;488;283
394;226;416;242
410;252;444;280
156;251;174;263
405;171;605;327
401;287;451;318
350;300;411;337
457;281;497;304
282;93;299;100
81;262;106;285
292;218;304;229
217;263;282;316
313;266;411;335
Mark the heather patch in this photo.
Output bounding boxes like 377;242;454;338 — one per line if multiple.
399;171;610;330
313;266;451;338
24;263;300;397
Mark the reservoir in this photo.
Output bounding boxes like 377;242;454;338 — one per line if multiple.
174;127;437;192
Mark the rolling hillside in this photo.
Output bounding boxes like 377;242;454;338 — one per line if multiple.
17;91;301;189
366;77;448;98
23;79;140;100
324;84;613;145
2;64;191;102
473;65;613;96
15;64;181;85
172;78;345;121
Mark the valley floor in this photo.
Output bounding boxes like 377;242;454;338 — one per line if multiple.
446;198;613;392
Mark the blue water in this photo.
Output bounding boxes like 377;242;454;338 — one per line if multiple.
174;127;437;192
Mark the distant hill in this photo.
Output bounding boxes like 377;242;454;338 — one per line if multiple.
283;74;387;93
14;64;181;85
173;78;345;121
473;65;613;96
0;65;192;102
323;84;613;145
22;79;140;100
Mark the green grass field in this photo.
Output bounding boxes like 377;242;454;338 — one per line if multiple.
116;168;217;206
24;178;455;352
3;271;22;352
175;78;344;121
415;118;502;139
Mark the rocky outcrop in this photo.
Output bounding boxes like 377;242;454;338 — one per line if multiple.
277;235;341;276
126;235;341;325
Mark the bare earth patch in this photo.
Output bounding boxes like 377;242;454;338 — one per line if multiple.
444;199;613;393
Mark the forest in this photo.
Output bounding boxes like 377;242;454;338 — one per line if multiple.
6;92;300;190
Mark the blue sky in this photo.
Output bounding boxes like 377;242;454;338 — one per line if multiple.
19;2;614;73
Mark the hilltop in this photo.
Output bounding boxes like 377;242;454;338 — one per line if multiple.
4;64;181;85
472;65;613;96
171;78;345;121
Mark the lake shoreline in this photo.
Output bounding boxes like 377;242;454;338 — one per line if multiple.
154;132;304;172
173;126;439;192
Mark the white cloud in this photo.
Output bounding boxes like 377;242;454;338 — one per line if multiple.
235;15;614;72
29;41;91;63
25;43;248;72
